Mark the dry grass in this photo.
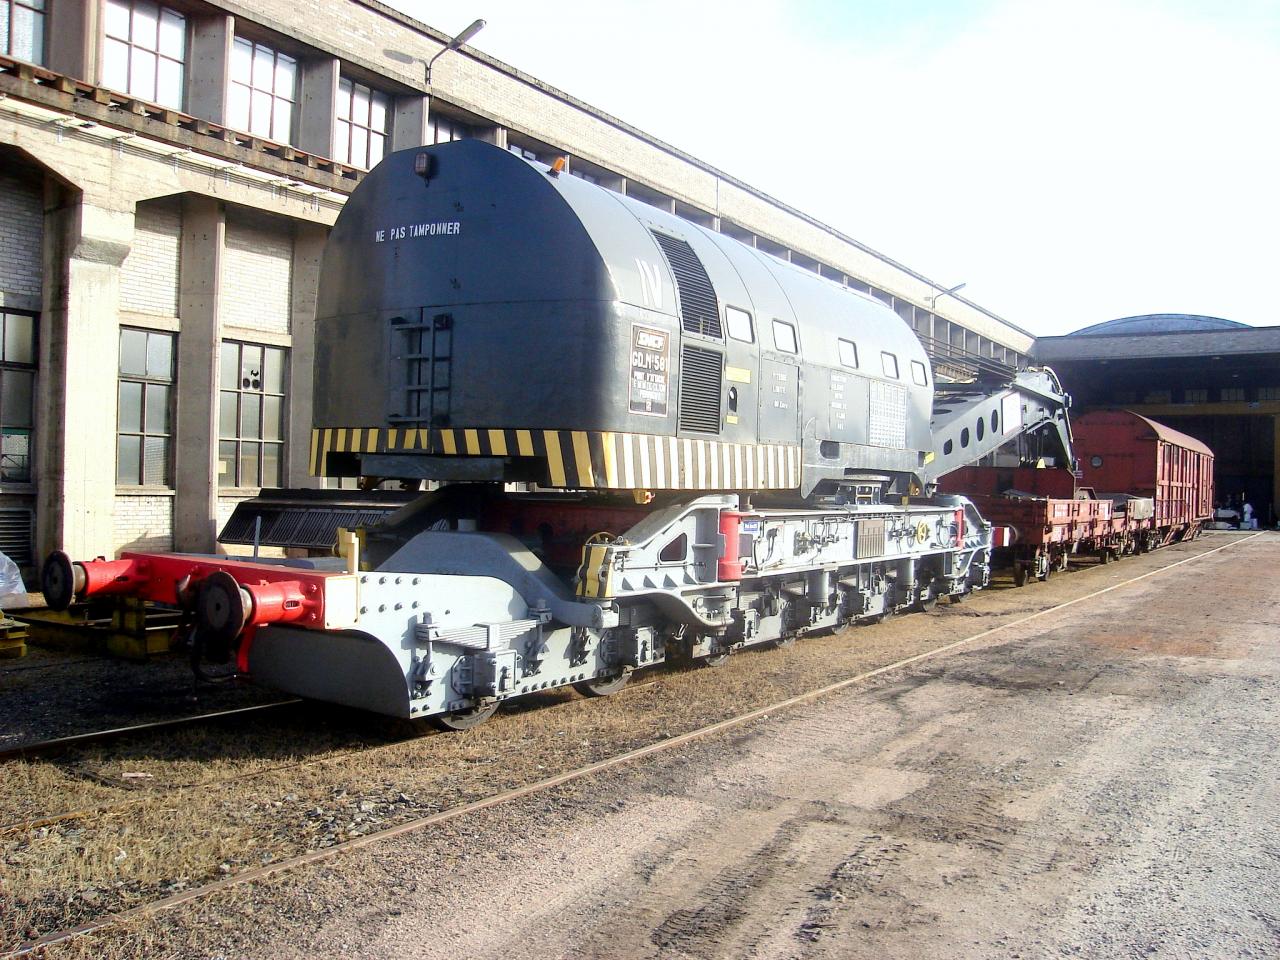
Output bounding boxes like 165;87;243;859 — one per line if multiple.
0;539;1234;954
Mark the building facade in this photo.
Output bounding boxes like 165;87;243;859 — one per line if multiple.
0;0;1035;568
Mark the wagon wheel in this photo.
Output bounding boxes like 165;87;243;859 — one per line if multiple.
1035;554;1052;582
573;669;632;698
701;648;731;667
771;633;797;650
1055;550;1070;572
429;701;499;732
1098;548;1112;564
1013;563;1029;588
912;575;939;612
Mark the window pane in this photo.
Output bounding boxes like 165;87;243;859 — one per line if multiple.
881;352;899;379
144;383;169;433
263;347;284;393
220;341;239;389
261;442;281;487
158;8;184;58
103;36;131;91
130;47;157;101
368;133;385;167
11;5;40;62
218;440;237;487
120;328;148;375
351;125;368;167
272;99;292;143
2;370;34;427
725;307;752;343
274;54;296;99
240;344;263;388
333;119;351;163
772;320;797;354
4;313;34;363
838;339;858;368
352;84;370;125
0;6;9;56
2;430;31;483
252;43;274;90
118;380;143;433
336;78;352;119
145;331;172;378
105;0;131;40
157;57;183;109
117;435;141;485
219;391;238;438
240;392;261;439
230;37;252;84
132;0;159;48
370;91;388;132
227;82;250;129
239;441;260;487
250;90;272;136
263;395;281;440
142;436;168;485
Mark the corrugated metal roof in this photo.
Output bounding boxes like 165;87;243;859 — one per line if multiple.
1069;314;1248;336
1035;326;1280;361
1131;412;1214;457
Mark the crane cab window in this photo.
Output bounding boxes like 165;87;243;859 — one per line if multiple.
881;351;899;379
838;338;859;368
726;306;754;343
911;360;928;385
772;319;798;354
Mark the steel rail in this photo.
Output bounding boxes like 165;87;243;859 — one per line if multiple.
3;532;1260;960
0;699;302;763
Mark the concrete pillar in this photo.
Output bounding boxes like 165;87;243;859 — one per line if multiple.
474;123;508;150
392;95;430;151
37;194;133;559
188;14;235;125
45;0;99;80
287;222;326;487
172;195;223;552
297;57;340;157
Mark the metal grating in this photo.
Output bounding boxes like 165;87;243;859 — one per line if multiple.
856;518;886;560
0;508;34;567
868;380;908;449
650;232;722;338
219;493;417;550
678;345;724;434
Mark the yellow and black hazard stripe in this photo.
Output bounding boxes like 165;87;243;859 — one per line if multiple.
576;541;616;598
310;426;802;491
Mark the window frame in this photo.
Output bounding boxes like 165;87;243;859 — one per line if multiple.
837;338;859;369
771;319;798;355
725;306;754;343
334;76;390;169
116;326;175;487
102;0;186;109
228;36;297;143
218;339;287;490
1;0;46;65
881;351;899;379
910;359;928;386
0;310;37;485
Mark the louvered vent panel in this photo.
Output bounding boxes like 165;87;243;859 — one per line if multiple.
0;508;34;567
650;232;722;338
679;345;723;434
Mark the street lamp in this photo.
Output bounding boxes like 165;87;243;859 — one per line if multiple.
926;282;967;310
425;19;486;86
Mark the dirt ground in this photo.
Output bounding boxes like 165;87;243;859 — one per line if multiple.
33;530;1270;959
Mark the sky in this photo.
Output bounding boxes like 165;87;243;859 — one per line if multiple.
386;0;1280;336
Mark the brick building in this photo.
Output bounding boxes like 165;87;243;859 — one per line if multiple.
0;0;1035;568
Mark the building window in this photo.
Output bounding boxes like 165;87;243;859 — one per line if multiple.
117;328;173;486
428;114;470;143
228;37;295;142
0;311;35;483
1183;388;1208;403
1257;386;1280;401
1;0;44;64
1220;387;1245;402
334;78;389;169
219;340;285;488
1143;389;1171;404
102;0;185;109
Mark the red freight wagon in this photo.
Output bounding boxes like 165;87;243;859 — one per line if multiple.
1072;410;1214;546
941;466;1123;584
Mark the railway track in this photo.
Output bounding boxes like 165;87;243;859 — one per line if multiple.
0;699;302;763
4;533;1258;960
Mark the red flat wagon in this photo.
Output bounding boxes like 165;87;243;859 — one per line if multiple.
1072;410;1214;548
